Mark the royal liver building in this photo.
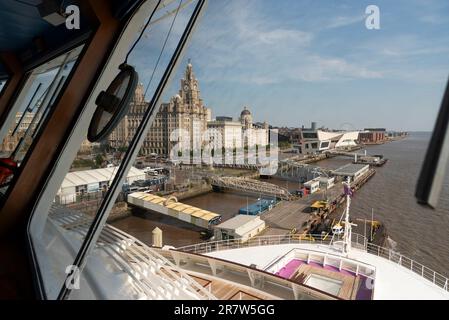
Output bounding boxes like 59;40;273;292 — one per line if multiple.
109;62;211;156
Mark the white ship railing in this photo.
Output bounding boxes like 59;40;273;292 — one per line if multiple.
365;242;449;292
176;233;449;292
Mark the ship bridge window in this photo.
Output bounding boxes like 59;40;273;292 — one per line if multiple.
0;45;83;198
28;0;205;300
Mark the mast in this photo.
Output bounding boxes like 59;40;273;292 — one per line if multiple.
343;176;352;254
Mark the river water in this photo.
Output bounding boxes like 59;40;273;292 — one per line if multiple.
330;132;449;273
113;132;449;274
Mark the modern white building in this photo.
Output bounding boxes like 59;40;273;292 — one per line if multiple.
295;123;360;155
56;166;146;204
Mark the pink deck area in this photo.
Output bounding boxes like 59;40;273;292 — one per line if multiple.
275;259;373;300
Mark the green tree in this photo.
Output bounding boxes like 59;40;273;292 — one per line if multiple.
95;154;104;168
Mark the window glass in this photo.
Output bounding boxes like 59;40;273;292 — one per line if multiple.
0;46;82;197
321;141;329;148
303;132;318;139
29;0;200;300
0;79;6;94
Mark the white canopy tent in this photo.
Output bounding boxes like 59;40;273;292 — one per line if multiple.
57;166;146;204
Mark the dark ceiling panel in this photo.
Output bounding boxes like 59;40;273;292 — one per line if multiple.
0;1;50;52
0;0;142;78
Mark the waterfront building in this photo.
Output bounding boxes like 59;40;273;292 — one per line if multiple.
239;107;269;148
206;108;269;152
109;64;269;157
276;127;302;144
206;118;243;150
0;112;39;152
386;131;408;138
109;62;211;156
295;122;360;155
359;128;386;144
1;133;23;152
14;112;37;132
78;139;99;154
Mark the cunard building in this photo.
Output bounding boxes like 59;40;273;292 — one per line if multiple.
109;62;211;156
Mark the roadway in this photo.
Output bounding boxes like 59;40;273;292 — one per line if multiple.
259;181;344;236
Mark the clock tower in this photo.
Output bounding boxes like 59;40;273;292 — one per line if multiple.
109;61;212;156
180;60;201;106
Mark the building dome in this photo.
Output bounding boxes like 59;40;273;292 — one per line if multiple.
240;106;253;129
240;106;251;116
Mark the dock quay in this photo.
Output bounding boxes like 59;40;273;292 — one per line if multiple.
258;168;376;237
354;157;388;167
324;148;387;167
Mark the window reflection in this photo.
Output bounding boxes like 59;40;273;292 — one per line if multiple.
0;47;81;195
0;79;6;94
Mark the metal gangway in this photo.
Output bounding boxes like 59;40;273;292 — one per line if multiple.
210;176;292;200
325;149;367;158
275;159;333;182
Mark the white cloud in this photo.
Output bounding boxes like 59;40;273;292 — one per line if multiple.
324;15;365;29
257;29;313;45
183;1;382;85
357;34;449;61
292;56;383;82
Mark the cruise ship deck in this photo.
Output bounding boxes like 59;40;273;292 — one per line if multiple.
43;205;449;300
203;242;449;300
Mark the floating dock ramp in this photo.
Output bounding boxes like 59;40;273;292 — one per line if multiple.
127;192;221;229
210;176;292;200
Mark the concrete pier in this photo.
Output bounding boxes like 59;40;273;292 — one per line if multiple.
259;169;376;237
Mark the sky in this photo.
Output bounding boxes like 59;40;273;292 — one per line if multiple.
129;0;449;132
